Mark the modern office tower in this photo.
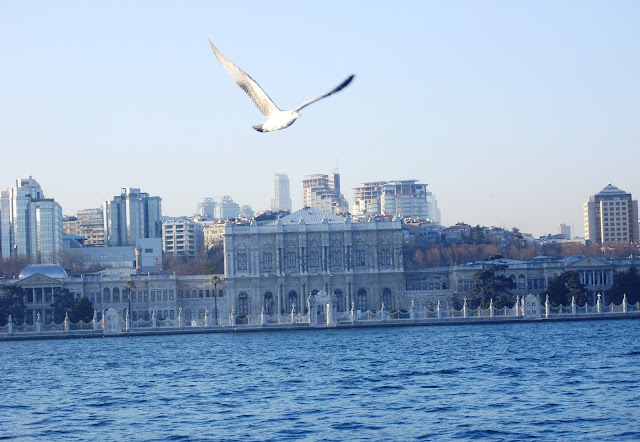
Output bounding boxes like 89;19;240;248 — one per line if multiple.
162;217;204;258
353;179;438;222
426;192;441;225
302;173;349;214
103;188;162;247
559;223;571;239
0;176;63;263
584;184;639;243
195;197;216;219
215;195;241;219
271;173;292;212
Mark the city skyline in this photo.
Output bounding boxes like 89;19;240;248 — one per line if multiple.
1;1;638;238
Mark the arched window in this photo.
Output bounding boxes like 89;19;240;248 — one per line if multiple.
96;292;102;304
357;289;367;311
113;288;120;302
238;293;248;315
103;287;111;303
331;250;342;267
264;292;273;314
184;310;192;321
288;291;298;313
198;309;205;319
382;288;392;309
334;289;345;312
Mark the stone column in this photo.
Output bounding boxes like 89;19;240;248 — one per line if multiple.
64;313;70;333
381;302;385;322
204;309;209;328
178;307;183;328
329;297;337;326
230;306;235;326
261;306;265;326
93;310;98;331
152;310;157;329
545;295;550;319
437;300;441;319
571;296;576;316
463;299;468;318
596;293;601;314
125;309;130;332
308;297;317;326
410;299;415;321
8;315;13;335
291;303;296;324
623;294;627;313
36;313;42;333
489;299;494;318
351;302;356;324
515;297;520;317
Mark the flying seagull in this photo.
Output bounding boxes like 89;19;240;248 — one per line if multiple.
209;40;354;132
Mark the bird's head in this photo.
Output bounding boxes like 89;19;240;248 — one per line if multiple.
290;111;301;119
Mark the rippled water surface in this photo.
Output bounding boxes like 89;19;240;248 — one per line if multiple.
2;320;640;440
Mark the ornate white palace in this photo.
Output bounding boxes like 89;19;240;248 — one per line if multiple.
222;208;405;320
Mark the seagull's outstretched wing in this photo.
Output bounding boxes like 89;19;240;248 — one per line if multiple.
293;75;355;112
209;40;280;117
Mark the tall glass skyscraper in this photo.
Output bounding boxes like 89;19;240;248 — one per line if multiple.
0;177;63;263
271;173;292;212
103;188;162;246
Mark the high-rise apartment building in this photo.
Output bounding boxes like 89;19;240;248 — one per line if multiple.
584;184;638;243
353;179;440;223
0;177;63;263
352;181;387;216
271;173;292;212
63;208;106;246
558;223;571;239
103;188;162;247
162;217;204;258
302;173;349;214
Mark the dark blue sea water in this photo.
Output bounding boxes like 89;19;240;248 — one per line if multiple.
2;319;640;441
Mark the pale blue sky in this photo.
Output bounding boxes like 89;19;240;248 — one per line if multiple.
1;1;638;237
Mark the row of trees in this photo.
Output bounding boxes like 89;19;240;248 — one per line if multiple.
404;240;638;269
161;245;224;276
